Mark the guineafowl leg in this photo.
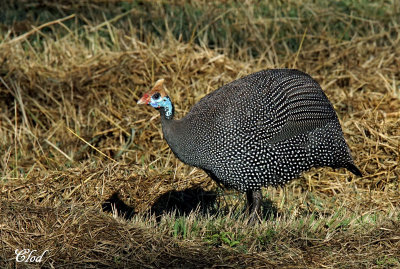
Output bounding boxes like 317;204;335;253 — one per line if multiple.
246;190;262;222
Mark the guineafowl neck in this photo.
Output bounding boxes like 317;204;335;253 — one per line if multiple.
159;101;207;167
160;115;190;163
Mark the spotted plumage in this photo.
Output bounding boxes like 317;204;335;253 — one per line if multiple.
138;69;362;220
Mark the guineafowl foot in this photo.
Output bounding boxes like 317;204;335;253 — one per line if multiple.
246;190;262;223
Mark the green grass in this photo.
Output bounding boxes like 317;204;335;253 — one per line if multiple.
136;205;399;255
2;1;398;56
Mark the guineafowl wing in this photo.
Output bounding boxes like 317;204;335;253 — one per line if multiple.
235;69;338;143
186;69;337;145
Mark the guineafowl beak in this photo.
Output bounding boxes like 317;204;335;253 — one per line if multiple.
137;94;150;105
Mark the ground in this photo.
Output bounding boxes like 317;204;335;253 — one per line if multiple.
0;1;399;268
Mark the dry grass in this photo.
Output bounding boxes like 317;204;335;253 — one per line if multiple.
0;0;399;268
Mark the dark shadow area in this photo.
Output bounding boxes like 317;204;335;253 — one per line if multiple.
102;187;218;221
150;186;218;221
102;188;278;222
102;192;135;220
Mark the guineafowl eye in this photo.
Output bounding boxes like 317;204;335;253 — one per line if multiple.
152;93;161;100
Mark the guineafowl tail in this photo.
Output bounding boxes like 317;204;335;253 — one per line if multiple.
346;163;362;177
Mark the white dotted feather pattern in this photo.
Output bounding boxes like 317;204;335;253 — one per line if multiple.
154;69;361;192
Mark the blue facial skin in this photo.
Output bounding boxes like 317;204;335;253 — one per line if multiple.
150;95;173;118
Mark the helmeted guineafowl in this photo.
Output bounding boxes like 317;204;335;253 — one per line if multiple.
138;69;362;221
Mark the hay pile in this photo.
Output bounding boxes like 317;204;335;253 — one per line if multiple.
0;1;399;267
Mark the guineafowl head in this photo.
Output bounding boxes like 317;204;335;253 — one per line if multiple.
138;79;174;119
